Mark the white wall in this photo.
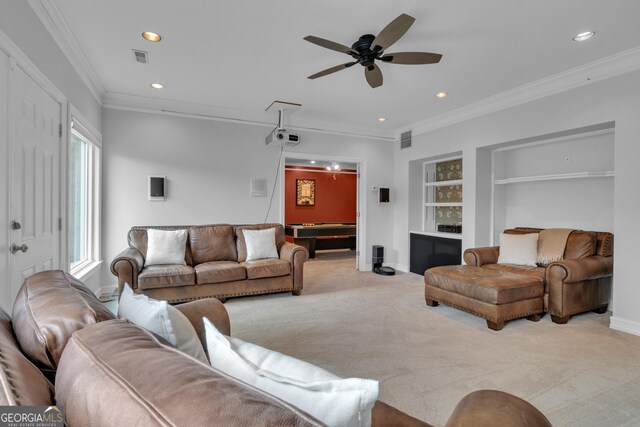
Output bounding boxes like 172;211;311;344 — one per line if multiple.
101;108;395;286
501;178;613;230
392;69;640;332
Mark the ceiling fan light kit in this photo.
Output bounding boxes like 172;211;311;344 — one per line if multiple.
304;13;442;88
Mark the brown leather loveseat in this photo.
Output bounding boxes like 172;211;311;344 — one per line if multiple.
111;223;307;303
3;270;552;426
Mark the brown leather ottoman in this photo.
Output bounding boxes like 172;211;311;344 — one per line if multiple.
424;265;545;331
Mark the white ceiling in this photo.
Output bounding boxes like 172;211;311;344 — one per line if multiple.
50;0;640;138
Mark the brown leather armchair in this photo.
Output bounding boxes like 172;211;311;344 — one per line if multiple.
464;228;613;324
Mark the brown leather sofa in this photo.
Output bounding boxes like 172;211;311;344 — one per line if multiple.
110;223;308;303
425;228;613;330
3;270;552;426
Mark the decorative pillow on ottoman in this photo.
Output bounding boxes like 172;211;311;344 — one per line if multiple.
204;317;378;427
118;284;208;363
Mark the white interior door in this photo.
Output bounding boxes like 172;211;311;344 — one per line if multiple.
8;65;61;303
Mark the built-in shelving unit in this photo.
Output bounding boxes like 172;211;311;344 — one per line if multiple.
408;153;464;275
491;127;615;244
423;156;463;235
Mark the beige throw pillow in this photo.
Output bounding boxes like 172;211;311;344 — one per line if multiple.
497;233;539;266
145;229;187;266
243;228;278;261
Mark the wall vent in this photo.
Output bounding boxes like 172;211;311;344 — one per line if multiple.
250;178;268;197
132;49;149;64
400;130;412;149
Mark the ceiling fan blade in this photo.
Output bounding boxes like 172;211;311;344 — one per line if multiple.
371;13;415;52
308;62;357;79
380;52;443;65
303;36;358;56
365;64;383;88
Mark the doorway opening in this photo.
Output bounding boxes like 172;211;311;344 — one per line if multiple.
280;154;366;271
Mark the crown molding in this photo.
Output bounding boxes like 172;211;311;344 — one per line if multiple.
400;45;640;137
28;0;105;104
102;92;396;141
0;27;66;104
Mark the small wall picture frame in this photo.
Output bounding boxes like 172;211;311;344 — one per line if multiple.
296;179;315;206
148;175;166;201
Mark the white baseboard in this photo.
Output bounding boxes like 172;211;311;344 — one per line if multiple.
96;285;118;299
610;316;640;336
388;263;409;273
364;263;409;273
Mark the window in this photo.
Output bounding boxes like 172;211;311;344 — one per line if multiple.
68;113;101;275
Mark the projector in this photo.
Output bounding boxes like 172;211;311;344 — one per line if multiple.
265;130;301;147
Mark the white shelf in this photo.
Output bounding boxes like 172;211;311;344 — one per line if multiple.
425;202;462;207
410;230;463;240
425;179;463;187
494;170;614;185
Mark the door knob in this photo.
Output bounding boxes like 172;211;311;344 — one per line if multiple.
11;221;21;230
10;243;28;254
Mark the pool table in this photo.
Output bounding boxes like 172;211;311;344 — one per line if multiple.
285;223;356;258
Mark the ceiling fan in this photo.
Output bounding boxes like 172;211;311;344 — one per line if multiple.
304;13;442;88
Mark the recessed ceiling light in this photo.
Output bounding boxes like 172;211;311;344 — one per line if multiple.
150;83;164;89
310;160;316;164
573;31;596;42
142;32;161;42
435;92;448;98
378;117;387;122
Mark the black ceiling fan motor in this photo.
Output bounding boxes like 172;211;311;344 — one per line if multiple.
351;35;376;66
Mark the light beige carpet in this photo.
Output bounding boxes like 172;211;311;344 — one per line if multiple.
225;251;640;427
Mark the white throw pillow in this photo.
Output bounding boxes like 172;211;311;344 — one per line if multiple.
203;318;378;426
497;233;539;266
145;228;187;266
118;284;208;363
243;228;278;261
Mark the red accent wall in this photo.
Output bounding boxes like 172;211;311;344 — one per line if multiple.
285;167;357;224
